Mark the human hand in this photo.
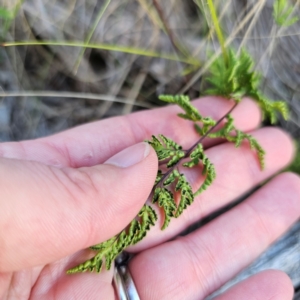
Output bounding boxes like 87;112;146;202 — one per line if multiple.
0;97;298;300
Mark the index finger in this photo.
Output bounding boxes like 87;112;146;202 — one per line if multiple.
0;97;260;167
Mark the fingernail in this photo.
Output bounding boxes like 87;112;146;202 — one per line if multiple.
105;142;151;168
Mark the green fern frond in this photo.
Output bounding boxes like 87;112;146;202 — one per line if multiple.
183;144;204;168
273;101;289;120
205;49;256;102
67;205;157;274
89;236;117;251
180;144;216;197
252;92;289;124
159;134;182;150
146;135;185;167
163;169;180;186
135;205;158;241
174;174;194;217
205;49;245;102
152;187;177;230
205;48;289;124
159;94;203;122
245;134;266;170
194;164;216;196
273;0;299;26
155;170;164;184
159;94;216;126
194;123;206;136
192;151;216;196
195;115;265;169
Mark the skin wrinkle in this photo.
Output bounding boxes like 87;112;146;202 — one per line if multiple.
182;238;213;297
7;274;19;300
32;260;69;298
222;225;248;261
43;271;60;300
6;274;14;300
185;234;224;298
34;262;114;299
53;166;103;236
58;166;99;197
28;267;50;300
35;166;80;225
47;158;63;168
56;138;78;168
212;230;248;291
42;139;73;167
7;271;32;300
80;139;98;167
204;234;249;296
161;276;188;300
31;164;97;256
243;200;274;247
48;166;102;249
37;171;86;250
139;243;190;300
31;258;70;298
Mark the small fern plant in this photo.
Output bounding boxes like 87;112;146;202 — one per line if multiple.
67;81;287;274
66;1;290;275
273;0;299;27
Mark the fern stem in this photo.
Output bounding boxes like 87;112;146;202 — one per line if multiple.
156;101;238;188
186;101;238;156
206;0;228;65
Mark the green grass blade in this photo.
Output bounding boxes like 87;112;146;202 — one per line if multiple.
2;40;201;66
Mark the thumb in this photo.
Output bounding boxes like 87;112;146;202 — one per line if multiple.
0;142;158;272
